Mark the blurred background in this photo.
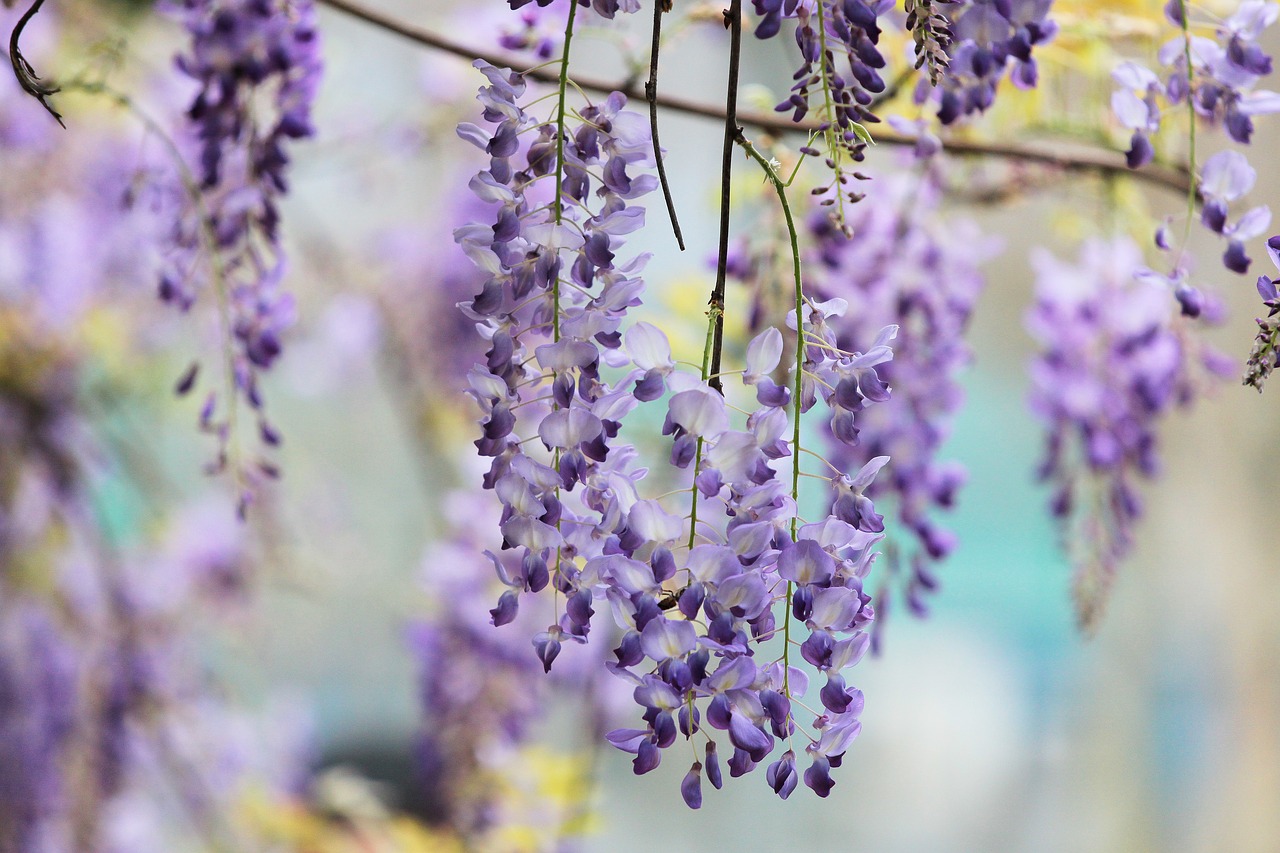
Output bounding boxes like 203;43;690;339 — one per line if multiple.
3;0;1280;850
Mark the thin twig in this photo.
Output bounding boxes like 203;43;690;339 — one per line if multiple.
708;0;741;396
647;0;685;250
313;0;1193;196
8;0;64;126
734;129;803;705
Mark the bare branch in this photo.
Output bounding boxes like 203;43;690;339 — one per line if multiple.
314;0;1192;197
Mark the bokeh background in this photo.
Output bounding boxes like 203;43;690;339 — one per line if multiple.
7;0;1280;850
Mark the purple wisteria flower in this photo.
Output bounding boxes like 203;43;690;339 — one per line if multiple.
455;17;899;796
1112;60;1164;169
728;167;993;635
159;0;322;501
758;0;891;122
1160;0;1280;144
0;53;311;845
1244;235;1280;390
747;0;892;217
1026;238;1225;628
407;489;627;837
1114;2;1280;150
913;0;1057;124
1197;149;1271;275
1111;1;1278;283
814;172;994;629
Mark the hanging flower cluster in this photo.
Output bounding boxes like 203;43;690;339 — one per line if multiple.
410;491;557;835
723;161;992;634
1025;238;1225;628
10;0;1280;837
1112;0;1278;304
159;0;322;498
457;0;904;796
750;0;888;217
756;0;889;124
1113;0;1280;165
0;120;273;851
744;1;1057;226
411;487;624;841
804;170;995;629
1245;236;1280;389
915;0;1058;123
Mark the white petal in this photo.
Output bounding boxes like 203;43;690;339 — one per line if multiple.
1239;90;1280;115
624;322;674;371
1233;205;1272;240
848;456;891;491
1111;89;1150;129
745;327;784;378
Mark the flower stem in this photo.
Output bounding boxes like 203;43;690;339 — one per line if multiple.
688;302;720;551
735;132;804;701
812;0;847;227
1177;0;1197;239
553;0;580;344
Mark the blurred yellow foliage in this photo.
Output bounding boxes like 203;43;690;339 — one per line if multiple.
241;783;465;853
483;746;599;852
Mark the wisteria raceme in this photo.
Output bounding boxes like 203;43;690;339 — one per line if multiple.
600;314;892;803
0;73;148;849
456;41;900;800
1244;235;1280;390
751;0;887;218
1196;149;1271;277
750;1;1056;224
411;489;627;842
11;0;1280;840
0;446;260;853
0;327;88;852
159;0;322;496
1026;238;1225;629
802;168;995;631
1112;0;1278;292
0;398;261;852
913;0;1057;124
1113;2;1280;166
904;0;954;86
1159;0;1280;146
410;492;555;836
0;605;77;853
0;55;305;848
756;0;890;123
754;0;1056;132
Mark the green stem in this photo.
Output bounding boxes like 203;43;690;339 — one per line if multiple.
552;0;580;343
687;304;720;551
553;1;578;227
812;0;846;227
735;133;804;701
549;3;580;586
1177;0;1197;240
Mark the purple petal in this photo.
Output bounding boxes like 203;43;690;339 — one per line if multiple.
680;763;703;809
